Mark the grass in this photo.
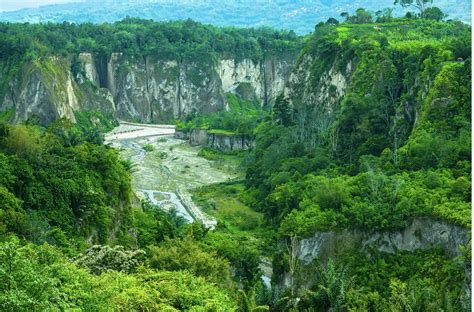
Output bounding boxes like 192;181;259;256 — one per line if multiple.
194;183;262;231
197;147;246;176
143;144;154;152
0;109;14;123
207;129;238;135
192;182;276;256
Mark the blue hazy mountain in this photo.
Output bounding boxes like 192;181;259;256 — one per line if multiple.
0;0;471;34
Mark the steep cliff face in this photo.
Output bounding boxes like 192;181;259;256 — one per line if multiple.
2;57;79;123
279;218;470;289
1;52;296;124
1;55;116;124
179;128;255;152
297;218;469;265
285;54;351;117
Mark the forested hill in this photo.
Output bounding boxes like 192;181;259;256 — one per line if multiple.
249;18;471;232
0;0;471;34
0;18;301;62
243;16;471;309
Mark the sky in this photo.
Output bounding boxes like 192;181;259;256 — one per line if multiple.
0;0;81;12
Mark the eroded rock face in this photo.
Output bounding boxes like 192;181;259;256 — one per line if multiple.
297;218;469;265
189;128;209;146
184;128;255;152
2;57;80;123
0;53;296;124
279;218;471;294
207;133;255;151
285;54;351;117
78;53;99;85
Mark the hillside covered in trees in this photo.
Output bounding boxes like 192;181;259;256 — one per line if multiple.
0;0;471;34
0;4;471;312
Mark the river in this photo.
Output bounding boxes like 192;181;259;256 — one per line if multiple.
104;122;239;228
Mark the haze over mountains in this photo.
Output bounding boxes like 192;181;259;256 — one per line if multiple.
0;0;471;34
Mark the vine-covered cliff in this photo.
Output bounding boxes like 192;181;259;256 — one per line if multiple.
0;19;300;124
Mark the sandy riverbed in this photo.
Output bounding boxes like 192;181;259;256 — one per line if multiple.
105;123;238;228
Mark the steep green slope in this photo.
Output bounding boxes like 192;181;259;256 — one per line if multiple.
0;121;131;246
247;18;471;229
244;17;471;310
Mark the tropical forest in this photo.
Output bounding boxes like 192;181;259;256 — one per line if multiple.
0;0;471;311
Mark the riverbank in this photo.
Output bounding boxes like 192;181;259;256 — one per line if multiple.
105;122;240;228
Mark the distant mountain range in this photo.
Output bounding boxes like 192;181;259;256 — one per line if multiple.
0;0;471;34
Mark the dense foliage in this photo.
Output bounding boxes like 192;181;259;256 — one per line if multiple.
246;18;471;232
0;122;248;310
274;249;467;311
0;10;470;312
177;93;268;135
0;236;237;311
0;0;470;34
0;122;132;246
240;14;471;311
0;18;301;64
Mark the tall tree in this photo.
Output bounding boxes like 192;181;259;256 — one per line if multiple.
394;0;434;18
273;94;292;126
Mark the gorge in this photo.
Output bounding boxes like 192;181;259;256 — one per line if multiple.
0;12;471;311
1;48;297;124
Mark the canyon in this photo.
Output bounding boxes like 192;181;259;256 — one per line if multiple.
1;53;295;124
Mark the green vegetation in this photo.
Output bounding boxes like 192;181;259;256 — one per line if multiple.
193;182;265;234
197;147;245;175
0;18;301;66
0;122;247;310
0;0;470;34
0;8;470;312
143;144;154;152
0;109;14;123
0;123;132;245
192;182;274;293
242;14;470;311
274;248;467;311
177;93;268;136
247;18;471;231
0;236;237;311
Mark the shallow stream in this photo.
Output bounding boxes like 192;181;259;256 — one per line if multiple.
105;123;238;227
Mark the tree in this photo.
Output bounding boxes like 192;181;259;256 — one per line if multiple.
147;237;233;287
4;125;39;157
74;245;146;274
424;7;446;21
237;287;270;312
0;187;24;234
340;12;349;21
394;0;434;18
326;18;339;26
376;8;394;22
348;8;373;24
272;94;292;126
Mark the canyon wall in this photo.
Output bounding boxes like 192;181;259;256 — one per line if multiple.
0;52;296;124
177;128;255;152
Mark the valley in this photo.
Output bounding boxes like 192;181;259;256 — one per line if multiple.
0;6;471;311
105;122;240;228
